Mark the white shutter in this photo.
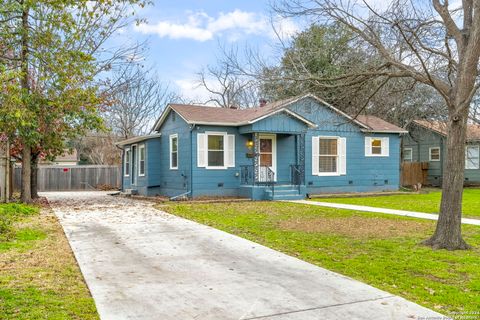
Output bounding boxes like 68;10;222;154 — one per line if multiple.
197;133;207;167
382;137;390;156
226;134;235;167
338;137;347;175
365;137;372;156
312;136;320;175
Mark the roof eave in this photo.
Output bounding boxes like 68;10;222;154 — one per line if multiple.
152;105;171;132
411;121;447;137
361;129;409;134
152;105;191;132
115;133;162;147
247;108;317;128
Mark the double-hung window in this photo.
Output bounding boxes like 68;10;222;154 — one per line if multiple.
139;145;146;176
319;138;338;173
207;134;225;167
403;148;413;162
170;134;178;169
429;147;440;161
124;148;130;176
466;145;480;169
365;137;389;157
197;132;235;169
312;136;346;176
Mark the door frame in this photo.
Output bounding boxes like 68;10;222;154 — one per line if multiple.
258;134;277;182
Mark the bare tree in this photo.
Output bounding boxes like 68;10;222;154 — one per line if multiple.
469;93;480;123
272;0;480;250
104;64;180;139
255;23;445;125
197;63;260;108
74;134;122;165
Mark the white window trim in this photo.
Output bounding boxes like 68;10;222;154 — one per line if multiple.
130;144;137;186
318;136;340;176
429;147;441;162
124;148;130;177
365;137;389;157
403;147;413;161
313;136;346;176
170;134;178;170
465;145;480;169
138;144;146;177
205;131;228;169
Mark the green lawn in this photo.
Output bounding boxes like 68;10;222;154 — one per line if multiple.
160;201;480;315
313;188;480;219
0;203;99;320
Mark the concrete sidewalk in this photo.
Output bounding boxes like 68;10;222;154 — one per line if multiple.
290;200;480;226
45;191;443;320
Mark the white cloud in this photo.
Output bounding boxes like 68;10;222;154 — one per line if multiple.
271;15;300;41
134;9;298;42
208;10;267;35
135;21;213;42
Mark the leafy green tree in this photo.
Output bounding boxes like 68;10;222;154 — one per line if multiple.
261;24;362;106
261;23;443;124
0;0;147;202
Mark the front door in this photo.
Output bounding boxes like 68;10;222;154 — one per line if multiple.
258;134;276;182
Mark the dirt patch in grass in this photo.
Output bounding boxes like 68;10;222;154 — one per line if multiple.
279;215;434;239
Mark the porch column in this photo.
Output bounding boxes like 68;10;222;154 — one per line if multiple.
253;132;260;184
297;133;306;184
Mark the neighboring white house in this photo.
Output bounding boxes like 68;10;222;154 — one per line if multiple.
41;149;79;166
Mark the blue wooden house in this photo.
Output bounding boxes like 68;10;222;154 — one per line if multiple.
116;94;407;200
403;120;480;186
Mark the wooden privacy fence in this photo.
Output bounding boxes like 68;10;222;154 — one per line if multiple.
13;165;121;192
401;162;429;187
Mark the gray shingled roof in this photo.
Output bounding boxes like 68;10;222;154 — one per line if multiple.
153;94;406;133
413;120;480;140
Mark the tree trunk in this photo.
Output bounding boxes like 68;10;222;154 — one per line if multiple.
31;153;39;199
19;4;32;204
423;111;470;250
21;145;32;203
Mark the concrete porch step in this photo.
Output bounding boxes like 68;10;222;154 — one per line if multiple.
265;188;305;201
122;189;138;196
272;184;300;190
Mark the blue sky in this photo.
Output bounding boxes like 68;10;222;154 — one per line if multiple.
112;0;300;102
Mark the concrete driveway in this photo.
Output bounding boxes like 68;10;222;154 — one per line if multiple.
44;191;442;320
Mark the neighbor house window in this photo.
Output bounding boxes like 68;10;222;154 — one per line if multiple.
403;148;413;162
312;136;346;176
124;148;130;176
208;134;225;167
170;134;178;169
429;147;440;161
465;145;480;169
365;137;389;157
139;145;146;176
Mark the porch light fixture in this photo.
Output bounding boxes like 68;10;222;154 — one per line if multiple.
246;140;254;149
